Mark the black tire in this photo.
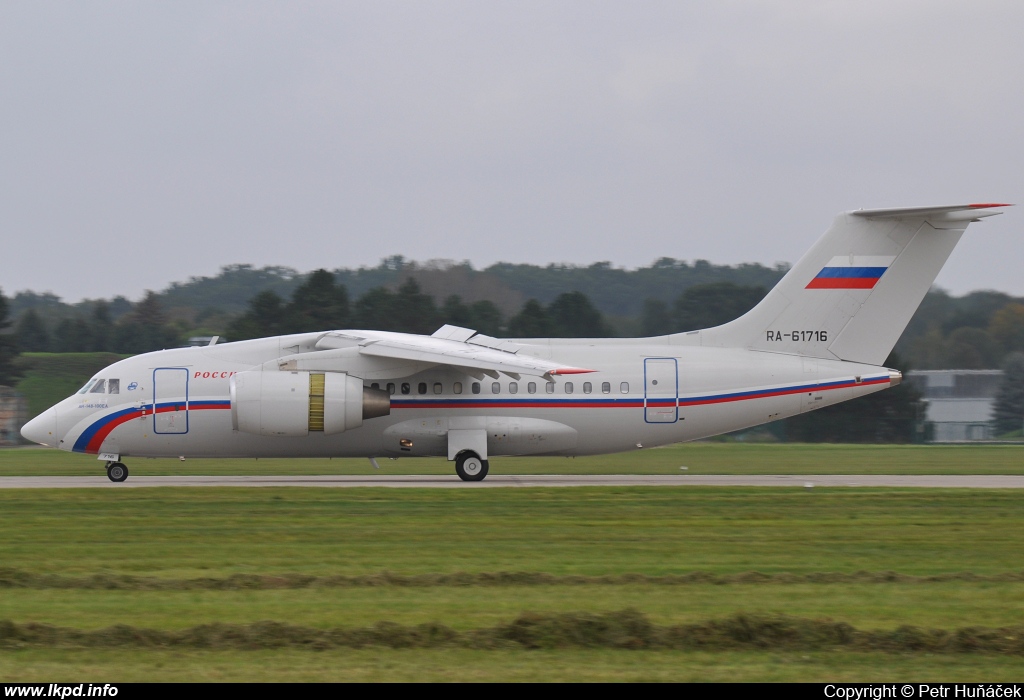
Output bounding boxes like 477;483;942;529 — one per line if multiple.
107;462;129;483
455;451;489;482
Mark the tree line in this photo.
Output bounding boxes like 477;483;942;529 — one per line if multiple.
226;271;614;341
9;257;1024;369
13;294;177;356
3;260;1023;441
0;275;941;444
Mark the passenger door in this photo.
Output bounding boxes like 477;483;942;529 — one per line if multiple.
644;358;678;423
152;368;189;434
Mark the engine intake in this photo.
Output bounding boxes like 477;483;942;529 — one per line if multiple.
230;371;390;437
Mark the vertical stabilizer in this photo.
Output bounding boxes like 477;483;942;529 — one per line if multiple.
692;204;1009;365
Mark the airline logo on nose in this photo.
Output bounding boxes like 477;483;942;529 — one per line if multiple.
806;256;896;289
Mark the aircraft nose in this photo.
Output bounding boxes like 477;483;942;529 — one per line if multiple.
21;408;58;447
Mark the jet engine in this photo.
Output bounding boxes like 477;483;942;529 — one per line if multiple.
230;371;390;437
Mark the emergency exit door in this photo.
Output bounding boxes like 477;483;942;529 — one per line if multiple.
153;368;189;434
644;358;678;423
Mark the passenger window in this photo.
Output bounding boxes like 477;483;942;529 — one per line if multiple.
89;379;106;394
418;382;427;395
472;382;481;394
371;382;380;390
620;382;629;394
491;382;501;394
108;379;120;395
433;382;442;394
454;382;463;394
401;383;411;395
509;382;518;394
602;382;610;394
545;382;554;394
564;382;573;394
528;382;536;394
583;382;592;394
387;383;396;395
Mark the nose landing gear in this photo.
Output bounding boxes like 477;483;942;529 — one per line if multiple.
105;461;129;483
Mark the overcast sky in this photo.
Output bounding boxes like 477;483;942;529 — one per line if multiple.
1;1;1021;303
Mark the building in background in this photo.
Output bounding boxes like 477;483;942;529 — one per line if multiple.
906;370;1003;442
0;387;27;446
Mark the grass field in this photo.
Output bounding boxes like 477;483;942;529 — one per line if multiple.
7;356;1024;679
1;485;1023;681
7;649;1024;683
3;442;1024;476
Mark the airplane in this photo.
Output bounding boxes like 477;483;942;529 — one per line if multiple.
20;203;1010;482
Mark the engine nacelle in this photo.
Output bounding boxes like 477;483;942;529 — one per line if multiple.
230;371;390;437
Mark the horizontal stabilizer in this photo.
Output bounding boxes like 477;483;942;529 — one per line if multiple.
852;203;1010;221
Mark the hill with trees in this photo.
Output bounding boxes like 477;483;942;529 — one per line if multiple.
6;253;1024;368
4;254;1023;443
4;255;1023;371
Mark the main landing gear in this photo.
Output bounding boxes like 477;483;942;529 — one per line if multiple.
105;461;129;483
455;451;489;482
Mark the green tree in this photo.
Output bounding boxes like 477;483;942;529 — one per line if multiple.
0;289;20;386
352;287;397;330
939;291;1015;335
112;291;177;354
439;296;504;336
348;280;438;333
507;299;552;338
989;303;1024;354
53;318;93;352
547;292;613;337
287;269;349;333
89;301;114;352
673;282;766;332
390;279;440;334
468;300;503;336
440;295;473;327
992;352;1024;436
15;309;50;352
943;327;1002;369
640;298;671;336
228;290;289;341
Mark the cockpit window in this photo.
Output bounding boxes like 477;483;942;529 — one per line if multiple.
89;379;107;394
77;379;98;395
108;379;119;395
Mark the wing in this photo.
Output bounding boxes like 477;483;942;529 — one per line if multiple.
280;325;594;380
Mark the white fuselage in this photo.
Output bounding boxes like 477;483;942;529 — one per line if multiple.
25;202;1005;473
40;332;895;461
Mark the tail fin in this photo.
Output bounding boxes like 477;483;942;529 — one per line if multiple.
693;203;1011;365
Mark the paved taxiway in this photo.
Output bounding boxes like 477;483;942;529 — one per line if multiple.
2;474;1024;489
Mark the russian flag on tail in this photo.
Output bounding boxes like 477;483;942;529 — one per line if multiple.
806;255;897;289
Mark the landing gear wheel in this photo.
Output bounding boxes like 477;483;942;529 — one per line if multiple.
455;452;489;482
106;462;129;483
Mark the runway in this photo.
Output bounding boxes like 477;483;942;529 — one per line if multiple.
2;474;1024;488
